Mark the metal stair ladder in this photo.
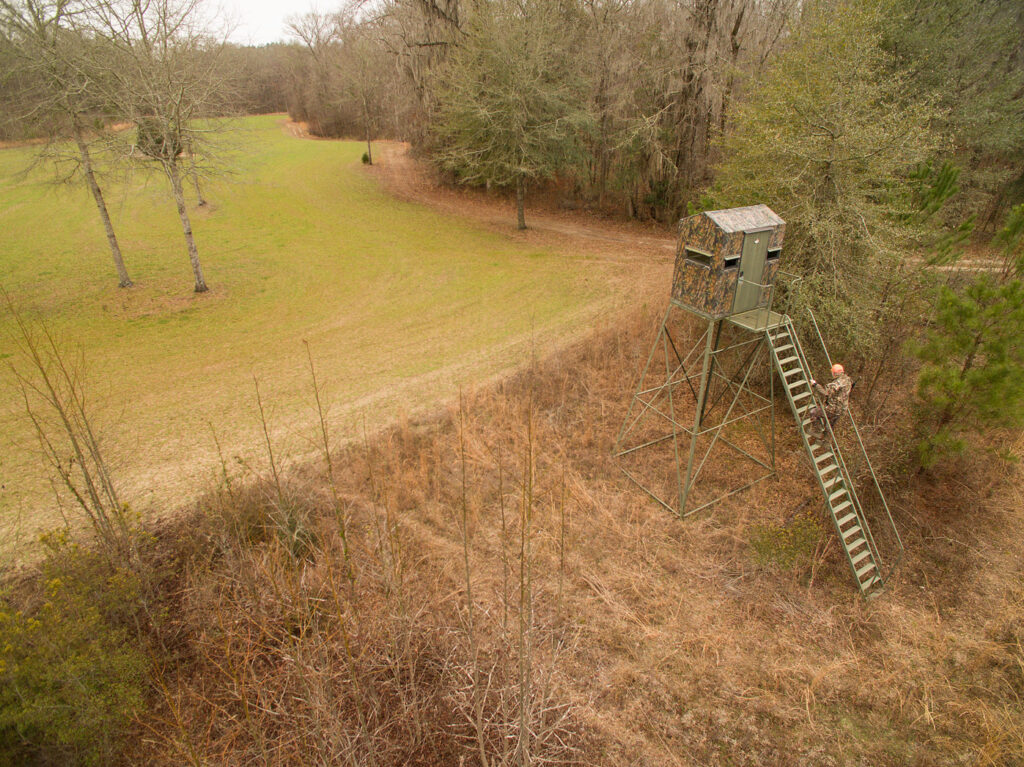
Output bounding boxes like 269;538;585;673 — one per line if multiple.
766;317;885;597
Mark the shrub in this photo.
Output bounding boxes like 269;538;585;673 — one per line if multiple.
913;204;1024;467
749;511;823;572
0;536;149;766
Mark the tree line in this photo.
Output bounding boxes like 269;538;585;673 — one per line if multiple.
264;0;1022;231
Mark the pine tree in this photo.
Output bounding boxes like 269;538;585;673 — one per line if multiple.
914;205;1024;467
432;0;591;230
709;0;939;357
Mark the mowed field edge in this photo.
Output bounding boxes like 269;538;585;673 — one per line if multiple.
0;114;634;547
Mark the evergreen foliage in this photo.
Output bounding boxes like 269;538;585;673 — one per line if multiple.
432;0;592;229
886;0;1024;225
708;0;939;357
914;205;1024;467
0;536;148;765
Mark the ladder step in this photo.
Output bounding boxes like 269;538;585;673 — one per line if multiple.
829;488;848;502
832;499;852;514
843;525;862;541
793;391;811;402
851;548;871;566
819;463;839;477
814;451;834;464
788;380;808;390
774;344;794;354
778;355;799;366
823;475;842;490
860;575;882;591
856;562;877;579
784;368;804;379
847;537;867;552
837;512;857;526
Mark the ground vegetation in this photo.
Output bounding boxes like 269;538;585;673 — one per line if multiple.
0;115;627;540
3;299;1022;765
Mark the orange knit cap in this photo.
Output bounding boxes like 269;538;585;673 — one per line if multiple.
831;363;845;375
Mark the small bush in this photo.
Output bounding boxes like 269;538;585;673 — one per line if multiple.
361;152;370;164
0;535;149;766
749;511;822;572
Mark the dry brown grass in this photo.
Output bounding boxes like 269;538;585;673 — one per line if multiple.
126;299;1024;765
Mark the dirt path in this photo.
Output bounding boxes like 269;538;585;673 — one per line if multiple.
339;133;1010;276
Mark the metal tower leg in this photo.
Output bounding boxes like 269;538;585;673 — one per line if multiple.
679;318;716;515
616;306;780;517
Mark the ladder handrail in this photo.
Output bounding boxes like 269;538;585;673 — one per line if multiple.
768;320;881;593
802;309;906;575
785;318;886;584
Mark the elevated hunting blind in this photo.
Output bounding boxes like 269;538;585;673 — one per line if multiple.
671;204;785;319
616;204;902;598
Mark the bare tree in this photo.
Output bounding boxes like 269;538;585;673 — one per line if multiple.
94;0;231;293
0;0;133;287
287;9;339;136
372;0;462;142
336;7;392;164
575;0;797;220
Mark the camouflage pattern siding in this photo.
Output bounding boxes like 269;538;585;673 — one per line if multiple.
670;206;785;319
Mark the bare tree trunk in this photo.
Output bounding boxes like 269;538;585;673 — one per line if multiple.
516;175;526;230
191;168;207;207
72;124;132;288
167;160;208;293
675;0;718;190
719;2;748;136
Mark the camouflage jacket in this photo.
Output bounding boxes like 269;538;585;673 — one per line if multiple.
813;373;853;418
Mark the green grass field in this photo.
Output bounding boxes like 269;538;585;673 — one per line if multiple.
0;115;619;545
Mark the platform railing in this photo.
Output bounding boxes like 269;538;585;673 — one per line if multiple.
732;274;779;327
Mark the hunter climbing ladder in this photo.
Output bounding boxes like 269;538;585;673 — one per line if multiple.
766;316;886;597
